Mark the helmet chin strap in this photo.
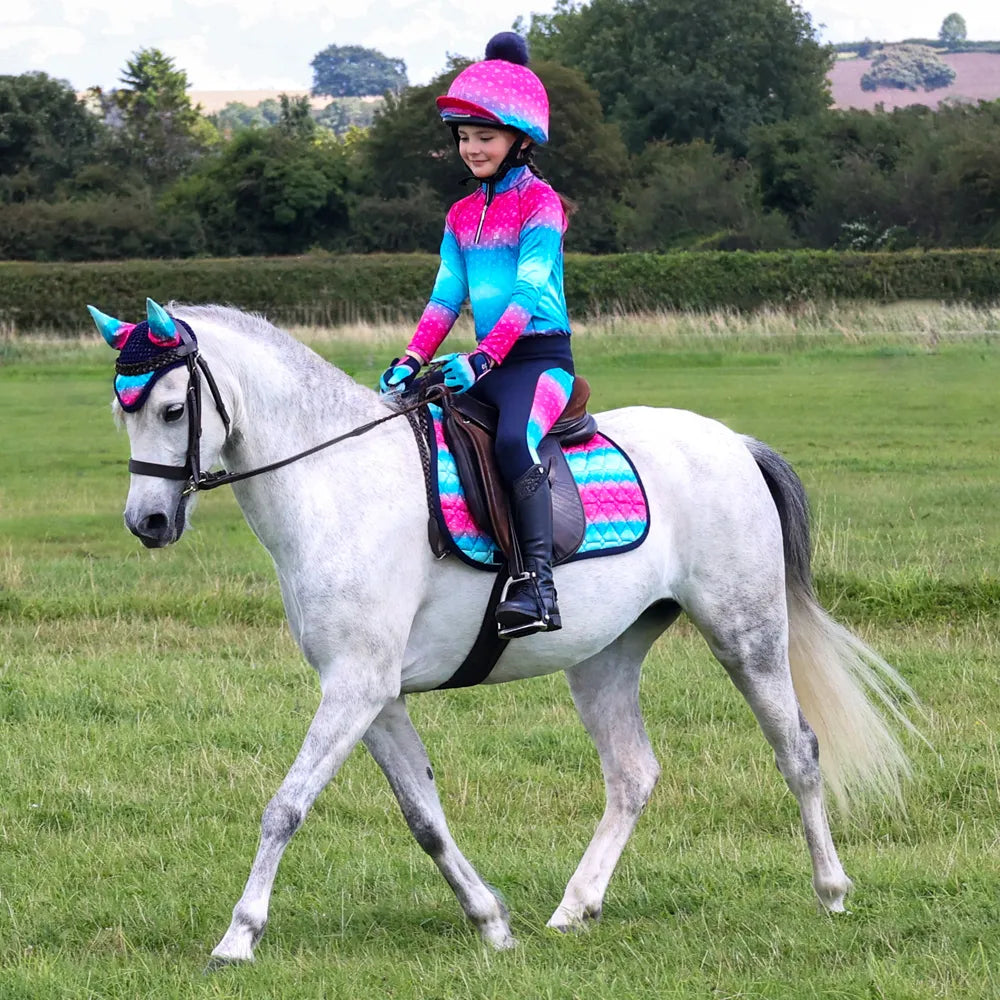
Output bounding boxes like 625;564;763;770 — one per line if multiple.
453;126;531;188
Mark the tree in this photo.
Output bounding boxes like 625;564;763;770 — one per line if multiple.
529;61;630;251
618;140;795;250
161;129;352;255
856;38;882;59
525;0;833;155
89;48;214;187
276;94;316;139
314;98;382;135
311;45;407;97
0;72;102;202
860;45;956;92
745;104;1000;249
349;180;450;252
211;101;271;134
939;13;968;48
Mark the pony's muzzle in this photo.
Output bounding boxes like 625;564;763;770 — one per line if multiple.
128;510;174;548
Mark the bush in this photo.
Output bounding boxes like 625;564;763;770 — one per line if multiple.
860;45;956;92
160;130;353;256
0;196;204;261
618;141;796;251
3;249;999;334
347;181;447;252
0;254;439;332
564;249;1000;313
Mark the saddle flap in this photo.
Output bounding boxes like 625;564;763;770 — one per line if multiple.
441;404;513;558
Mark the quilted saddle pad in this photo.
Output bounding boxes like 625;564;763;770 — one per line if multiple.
426;402;650;570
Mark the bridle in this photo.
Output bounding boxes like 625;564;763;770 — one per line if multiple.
125;326;444;496
124;323;230;492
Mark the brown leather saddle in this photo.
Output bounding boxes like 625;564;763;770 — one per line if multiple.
431;377;598;567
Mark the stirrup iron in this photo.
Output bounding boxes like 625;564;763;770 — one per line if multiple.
496;570;552;637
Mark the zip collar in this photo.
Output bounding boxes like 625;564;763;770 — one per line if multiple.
481;165;530;197
474;166;530;244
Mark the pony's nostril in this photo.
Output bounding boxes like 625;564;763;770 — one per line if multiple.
139;512;169;538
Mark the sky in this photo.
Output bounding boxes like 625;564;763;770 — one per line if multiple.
2;1;999;94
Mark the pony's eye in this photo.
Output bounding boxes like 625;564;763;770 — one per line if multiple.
163;403;185;423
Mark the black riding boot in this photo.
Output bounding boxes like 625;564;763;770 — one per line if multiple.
496;464;562;637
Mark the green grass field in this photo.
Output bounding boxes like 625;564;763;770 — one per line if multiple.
1;303;998;998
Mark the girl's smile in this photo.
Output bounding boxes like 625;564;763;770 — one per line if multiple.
457;126;520;179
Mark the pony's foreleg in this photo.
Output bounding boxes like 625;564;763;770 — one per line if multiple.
209;675;393;964
363;697;516;949
548;609;675;932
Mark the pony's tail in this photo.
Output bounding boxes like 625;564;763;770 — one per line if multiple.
742;436;924;814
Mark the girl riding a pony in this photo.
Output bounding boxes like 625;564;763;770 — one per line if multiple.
380;32;575;639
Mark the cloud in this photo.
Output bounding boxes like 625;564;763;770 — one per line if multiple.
0;25;87;64
1;1;556;91
802;1;1000;43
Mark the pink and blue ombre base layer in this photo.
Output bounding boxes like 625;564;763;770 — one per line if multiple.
406;169;570;365
427;404;650;569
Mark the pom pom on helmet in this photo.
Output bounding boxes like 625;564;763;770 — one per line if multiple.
485;31;530;66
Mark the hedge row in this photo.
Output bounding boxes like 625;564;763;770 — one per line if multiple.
2;249;998;334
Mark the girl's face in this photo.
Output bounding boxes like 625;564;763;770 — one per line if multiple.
457;126;521;179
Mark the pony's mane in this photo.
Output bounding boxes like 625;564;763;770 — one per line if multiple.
169;302;299;351
169;302;347;380
165;302;372;416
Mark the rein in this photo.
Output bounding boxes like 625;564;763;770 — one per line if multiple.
128;342;446;494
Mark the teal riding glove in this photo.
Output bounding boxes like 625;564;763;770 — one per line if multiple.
436;351;494;393
379;355;422;394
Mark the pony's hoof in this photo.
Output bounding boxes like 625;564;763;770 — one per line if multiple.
487;930;518;951
203;953;252;974
546;905;601;934
815;874;853;913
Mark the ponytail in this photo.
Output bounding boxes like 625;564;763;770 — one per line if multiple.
521;146;578;218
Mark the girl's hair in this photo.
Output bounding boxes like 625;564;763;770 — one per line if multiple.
521;145;578;218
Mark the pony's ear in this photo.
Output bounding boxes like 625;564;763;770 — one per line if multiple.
87;305;134;350
146;297;179;347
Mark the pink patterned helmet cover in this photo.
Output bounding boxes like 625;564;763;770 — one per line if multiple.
437;59;549;145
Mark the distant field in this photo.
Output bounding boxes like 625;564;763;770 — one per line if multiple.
830;51;1000;110
176;52;1000;117
1;304;998;998
186;90;382;112
76;90;383;112
187;89;331;112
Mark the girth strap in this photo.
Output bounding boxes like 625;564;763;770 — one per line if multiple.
435;566;511;689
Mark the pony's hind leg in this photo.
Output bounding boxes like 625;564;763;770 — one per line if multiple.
363;697;515;949
548;604;679;932
688;593;851;912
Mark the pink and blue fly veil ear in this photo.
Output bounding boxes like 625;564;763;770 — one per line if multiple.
87;298;198;412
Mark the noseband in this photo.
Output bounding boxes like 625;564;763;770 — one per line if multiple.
124;322;444;495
